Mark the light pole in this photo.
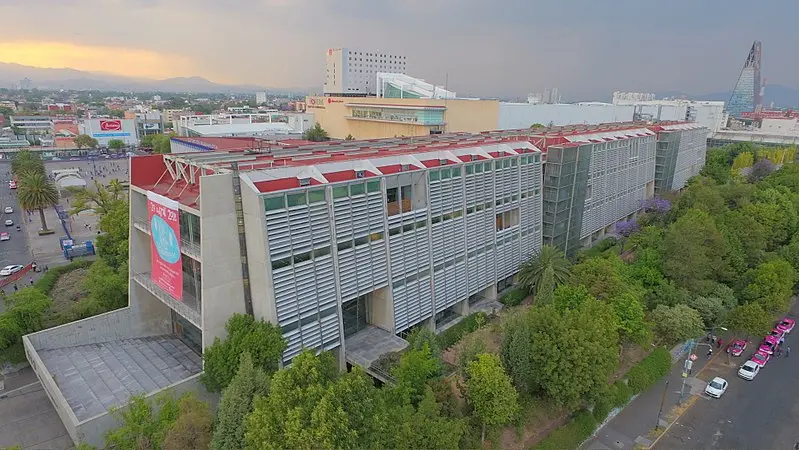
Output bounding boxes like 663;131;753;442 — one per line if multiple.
678;327;727;405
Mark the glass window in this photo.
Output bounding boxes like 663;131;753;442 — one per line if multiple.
511;158;518;167
272;257;291;271
467;206;475;214
453;209;463;218
389;226;401;236
429;170;440;182
350;183;365;196
475;163;483;173
354;236;369;246
403;223;414;233
308;189;325;204
333;186;348;199
293;252;311;265
503;159;511;168
265;196;284;211
466;165;474;175
367;180;380;193
337;240;353;251
432;216;442;224
386;187;399;203
441;168;451;180
286;193;306;207
370;231;384;242
443;213;452;221
313;246;331;258
401;185;412;202
452;167;461;178
416;219;427;229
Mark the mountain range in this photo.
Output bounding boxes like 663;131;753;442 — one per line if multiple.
3;62;799;107
0;62;307;94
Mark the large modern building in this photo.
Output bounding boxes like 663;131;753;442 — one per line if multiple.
24;121;706;447
726;41;762;118
324;48;407;96
78;118;138;146
9;115;53;133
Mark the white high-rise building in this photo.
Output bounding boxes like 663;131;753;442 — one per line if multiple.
256;91;267;105
324;48;407;96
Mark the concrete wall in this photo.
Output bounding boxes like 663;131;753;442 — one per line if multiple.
239;176;277;325
23;336;80;444
24;308;156;350
498;103;635;130
199;174;248;347
75;373;216;448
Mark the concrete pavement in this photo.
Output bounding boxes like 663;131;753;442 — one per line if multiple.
582;342;716;449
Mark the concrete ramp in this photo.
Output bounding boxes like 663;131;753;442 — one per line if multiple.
37;335;202;421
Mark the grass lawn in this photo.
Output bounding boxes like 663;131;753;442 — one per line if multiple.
41;267;90;328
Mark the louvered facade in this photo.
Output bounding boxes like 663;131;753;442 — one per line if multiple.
654;123;708;193
259;147;543;364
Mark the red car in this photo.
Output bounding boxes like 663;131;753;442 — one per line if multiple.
728;339;747;357
758;335;779;355
777;318;795;334
751;350;770;367
769;328;786;341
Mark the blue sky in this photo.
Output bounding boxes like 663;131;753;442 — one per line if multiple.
0;0;795;99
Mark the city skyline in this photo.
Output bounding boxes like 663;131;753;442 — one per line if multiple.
0;0;797;99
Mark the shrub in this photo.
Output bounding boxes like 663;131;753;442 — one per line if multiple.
370;350;403;375
610;380;633;408
33;260;92;294
0;342;26;364
438;312;488;350
626;347;672;393
533;410;597;450
499;288;527;307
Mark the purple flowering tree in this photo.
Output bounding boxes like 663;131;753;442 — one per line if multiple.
642;198;671;215
615;219;640;238
748;158;776;183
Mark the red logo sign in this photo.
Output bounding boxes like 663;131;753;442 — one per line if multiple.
100;120;122;131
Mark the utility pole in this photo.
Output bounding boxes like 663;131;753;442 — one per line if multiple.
656;379;669;429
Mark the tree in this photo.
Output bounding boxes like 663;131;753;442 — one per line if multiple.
741;258;796;314
748;158;776;183
3;288;52;334
686;295;726;329
162;395;214;450
662;209;729;289
344;134;355;140
518;245;571;304
73;134;98;149
201;314;286;392
211;353;270;450
569;254;628;300
303;122;329;142
80;259;128;313
743;187;798;249
17;171;59;232
649;304;705;345
466;353;519;443
141;133;173;153
675;177;727;217
10;150;45;178
392;344;441;405
96;200;130;269
405;326;441;359
108;139;125;150
530;123;546;129
380;387;466;450
610;291;651;345
725;302;772;339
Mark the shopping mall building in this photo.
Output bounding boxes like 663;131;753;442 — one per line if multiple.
23;121;706;446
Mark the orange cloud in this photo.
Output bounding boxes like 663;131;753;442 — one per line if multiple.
0;41;194;79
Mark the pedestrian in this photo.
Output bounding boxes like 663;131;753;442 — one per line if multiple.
707;348;713;359
29;277;33;286
780;337;785;347
717;338;723;349
711;335;717;345
44;265;48;272
787;346;791;358
13;283;17;291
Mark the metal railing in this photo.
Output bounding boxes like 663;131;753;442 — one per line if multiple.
133;273;201;327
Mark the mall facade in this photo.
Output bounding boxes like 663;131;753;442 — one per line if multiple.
24;121;706;446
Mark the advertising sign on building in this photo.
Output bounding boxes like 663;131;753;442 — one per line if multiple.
306;97;327;109
147;191;183;300
100;120;122;131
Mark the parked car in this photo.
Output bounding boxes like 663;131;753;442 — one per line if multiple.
8;180;16;189
751;350;771;367
738;360;761;380
4;219;13;226
0;264;23;276
769;328;786;341
759;335;780;355
777;318;796;334
0;232;10;241
728;339;747;357
4;206;12;214
705;377;728;398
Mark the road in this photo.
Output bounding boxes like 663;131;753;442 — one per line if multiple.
654;308;799;449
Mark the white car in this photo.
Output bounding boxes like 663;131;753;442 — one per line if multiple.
4;206;12;214
705;377;728;398
738;360;760;380
0;232;9;241
4;219;13;226
0;264;24;276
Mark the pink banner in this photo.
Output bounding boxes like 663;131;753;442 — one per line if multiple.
147;191;183;300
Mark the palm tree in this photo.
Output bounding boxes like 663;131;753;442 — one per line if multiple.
17;171;59;232
67;179;125;216
10;150;45;178
518;245;571;304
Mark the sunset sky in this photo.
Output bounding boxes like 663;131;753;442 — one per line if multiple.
0;0;796;98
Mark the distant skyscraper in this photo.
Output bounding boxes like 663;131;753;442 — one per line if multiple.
256;91;267;105
726;41;762;118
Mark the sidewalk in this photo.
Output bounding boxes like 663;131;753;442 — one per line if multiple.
582;341;719;449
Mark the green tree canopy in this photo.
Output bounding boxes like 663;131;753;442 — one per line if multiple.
73;134;98;149
10;150;45;178
17;171;59;231
108;139;125;150
649;304;705;345
518;244;571;304
303;123;330;142
211;352;270;450
725;302;772;339
466;353;519;443
201;314;286;392
662;208;729;289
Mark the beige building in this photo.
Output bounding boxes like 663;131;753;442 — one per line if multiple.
306;96;500;140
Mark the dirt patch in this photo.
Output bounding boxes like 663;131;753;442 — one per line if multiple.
42;268;89;327
500;397;570;450
611;344;649;382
